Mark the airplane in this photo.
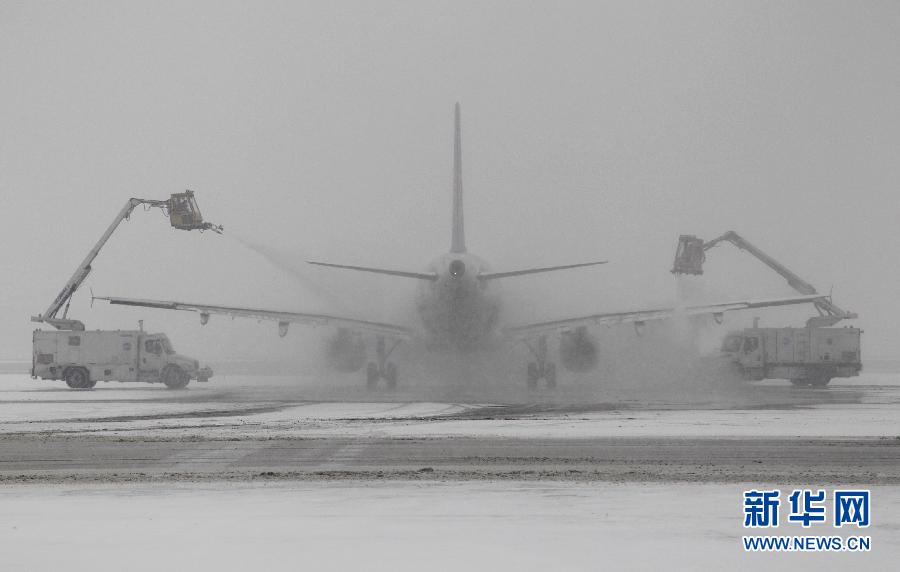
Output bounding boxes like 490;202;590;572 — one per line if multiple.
95;104;825;389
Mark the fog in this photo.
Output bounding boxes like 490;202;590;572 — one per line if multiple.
2;0;898;377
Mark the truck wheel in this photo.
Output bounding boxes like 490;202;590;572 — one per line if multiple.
65;368;90;389
809;374;832;387
163;366;190;390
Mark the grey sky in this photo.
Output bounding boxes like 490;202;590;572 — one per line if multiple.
1;1;898;360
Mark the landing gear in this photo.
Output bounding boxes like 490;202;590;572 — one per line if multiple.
365;335;401;390
384;362;398;390
524;336;557;389
527;362;540;389
545;362;557;388
526;361;557;389
366;362;379;390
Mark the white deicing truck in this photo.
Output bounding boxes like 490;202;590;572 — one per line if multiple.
672;230;861;387
718;325;861;387
32;328;212;389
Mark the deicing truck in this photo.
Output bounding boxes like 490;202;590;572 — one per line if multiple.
33;328;212;389
719;325;861;386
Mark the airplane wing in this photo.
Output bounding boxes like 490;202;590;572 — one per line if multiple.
505;294;826;338
93;295;415;340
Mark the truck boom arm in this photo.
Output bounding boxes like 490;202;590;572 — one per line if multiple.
672;230;856;326
32;191;222;331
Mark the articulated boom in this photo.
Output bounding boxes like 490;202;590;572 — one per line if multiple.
671;230;856;326
32;191;222;331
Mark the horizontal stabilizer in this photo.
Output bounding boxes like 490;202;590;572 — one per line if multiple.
478;261;607;280
307;261;437;281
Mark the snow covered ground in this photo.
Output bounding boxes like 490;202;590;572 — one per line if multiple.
2;369;897;570
1;371;897;439
1;480;897;572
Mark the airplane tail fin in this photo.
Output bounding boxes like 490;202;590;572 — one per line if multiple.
451;102;466;253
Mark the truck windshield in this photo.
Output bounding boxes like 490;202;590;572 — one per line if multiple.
742;337;759;353
161;339;174;355
721;336;742;352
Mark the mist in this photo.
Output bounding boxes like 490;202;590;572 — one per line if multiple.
2;0;898;375
4;7;899;569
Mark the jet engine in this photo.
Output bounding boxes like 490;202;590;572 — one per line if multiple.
559;326;598;372
326;329;367;373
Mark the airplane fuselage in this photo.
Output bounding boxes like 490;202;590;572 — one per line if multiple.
416;252;501;350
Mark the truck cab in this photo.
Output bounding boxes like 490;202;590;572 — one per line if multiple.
720;331;764;379
137;333;209;386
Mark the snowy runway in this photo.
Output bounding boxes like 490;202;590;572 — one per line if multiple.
1;369;898;569
2;481;897;572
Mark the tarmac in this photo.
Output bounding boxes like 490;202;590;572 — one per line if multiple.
0;367;897;484
2;365;898;570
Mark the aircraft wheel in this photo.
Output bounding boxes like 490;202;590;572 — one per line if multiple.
384;362;398;390
163;366;190;390
366;362;379;390
544;362;557;389
65;367;90;389
526;362;539;389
